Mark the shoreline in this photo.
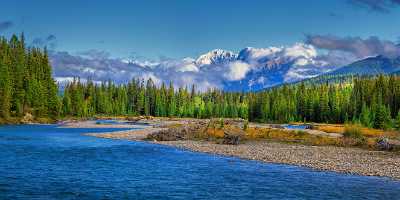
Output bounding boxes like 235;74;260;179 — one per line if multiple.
154;140;400;180
87;125;400;180
54;119;400;180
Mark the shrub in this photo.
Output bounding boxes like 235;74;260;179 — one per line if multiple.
342;124;367;146
295;130;307;136
243;120;248;131
343;124;363;139
219;118;224;129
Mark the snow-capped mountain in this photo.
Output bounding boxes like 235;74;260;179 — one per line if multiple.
222;44;337;91
52;43;341;92
195;49;238;66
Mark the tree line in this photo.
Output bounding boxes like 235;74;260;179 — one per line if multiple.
62;75;399;129
249;74;398;129
0;34;59;121
61;78;248;119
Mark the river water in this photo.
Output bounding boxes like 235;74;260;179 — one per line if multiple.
0;124;399;199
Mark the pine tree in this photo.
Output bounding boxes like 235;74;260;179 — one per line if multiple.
360;102;372;127
373;100;390;129
0;34;60;121
0;54;11;119
395;110;400;130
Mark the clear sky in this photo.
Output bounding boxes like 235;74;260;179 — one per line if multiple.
1;0;399;59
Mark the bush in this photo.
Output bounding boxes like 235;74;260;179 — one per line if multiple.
295;130;307;136
343;124;363;139
243;120;248;131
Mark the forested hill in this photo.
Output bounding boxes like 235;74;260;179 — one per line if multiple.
0;34;59;123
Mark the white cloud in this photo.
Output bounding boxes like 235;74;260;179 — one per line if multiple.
141;72;162;85
224;61;251;81
284;43;317;59
176;63;199;72
241;47;282;62
55;77;75;83
54;76;102;85
294;58;309;66
175;58;199;72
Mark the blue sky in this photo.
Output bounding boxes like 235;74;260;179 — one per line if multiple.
1;0;399;59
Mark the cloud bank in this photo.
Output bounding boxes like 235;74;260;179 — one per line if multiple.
306;35;400;59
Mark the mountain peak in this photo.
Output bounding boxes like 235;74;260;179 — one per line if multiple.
195;49;237;66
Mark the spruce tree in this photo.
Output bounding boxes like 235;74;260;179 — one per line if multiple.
360;103;372;127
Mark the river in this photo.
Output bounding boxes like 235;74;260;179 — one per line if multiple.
0;124;399;199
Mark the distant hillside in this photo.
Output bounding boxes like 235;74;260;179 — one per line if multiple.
327;55;400;76
280;55;400;88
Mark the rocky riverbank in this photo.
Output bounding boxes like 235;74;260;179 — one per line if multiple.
156;140;400;180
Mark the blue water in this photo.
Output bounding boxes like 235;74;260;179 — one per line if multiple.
95;119;128;125
283;124;309;130
1;125;400;199
95;119;149;126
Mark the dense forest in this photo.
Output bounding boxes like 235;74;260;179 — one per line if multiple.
62;79;249;120
248;75;397;129
0;34;59;122
62;74;399;129
0;34;398;130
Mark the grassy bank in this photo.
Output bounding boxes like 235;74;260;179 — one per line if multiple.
155;119;400;152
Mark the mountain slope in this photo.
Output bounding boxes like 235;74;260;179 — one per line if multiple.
328;55;400;76
222;44;337;91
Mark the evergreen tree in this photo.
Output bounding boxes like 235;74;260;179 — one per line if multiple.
0;34;60;122
360;103;372;127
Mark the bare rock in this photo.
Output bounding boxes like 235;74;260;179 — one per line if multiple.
376;137;394;151
21;113;34;124
222;129;245;145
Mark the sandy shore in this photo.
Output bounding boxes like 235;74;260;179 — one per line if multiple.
58;120;139;128
86;128;166;140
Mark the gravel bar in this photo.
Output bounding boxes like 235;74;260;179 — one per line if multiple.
156;140;400;180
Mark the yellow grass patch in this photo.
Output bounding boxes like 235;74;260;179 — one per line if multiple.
360;128;384;137
205;128;225;138
243;127;341;146
167;123;184;128
316;124;389;138
316;125;344;133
